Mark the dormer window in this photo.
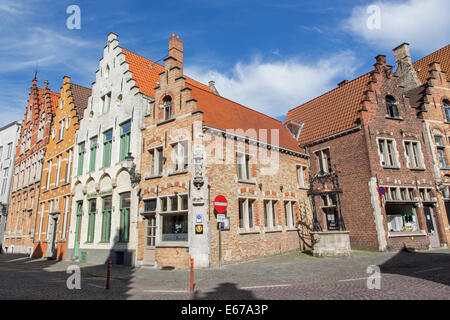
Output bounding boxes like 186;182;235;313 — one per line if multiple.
386;96;399;118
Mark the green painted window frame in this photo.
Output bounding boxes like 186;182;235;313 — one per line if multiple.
119;192;130;242
87;199;96;243
77;142;85;176
103;129;113;168
101;196;112;242
89;136;97;172
119;121;131;162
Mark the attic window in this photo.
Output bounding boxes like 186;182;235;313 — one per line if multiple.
386;96;399;118
163;96;172;121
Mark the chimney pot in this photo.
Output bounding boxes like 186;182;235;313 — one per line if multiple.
338;80;348;87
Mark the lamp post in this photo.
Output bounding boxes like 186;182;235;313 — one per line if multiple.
125;152;141;187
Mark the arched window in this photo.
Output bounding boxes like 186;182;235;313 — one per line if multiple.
105;65;110;78
163;96;172;120
443;100;450;122
386;96;399;118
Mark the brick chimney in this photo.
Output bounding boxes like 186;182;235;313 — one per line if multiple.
169;34;183;70
393;43;421;91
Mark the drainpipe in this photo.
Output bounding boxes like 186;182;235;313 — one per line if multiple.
208;183;211;267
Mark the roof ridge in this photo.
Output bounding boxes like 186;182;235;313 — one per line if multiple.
121;47;164;68
287;71;371;115
187;81;286;125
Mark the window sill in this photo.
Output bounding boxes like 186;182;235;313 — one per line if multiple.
238;228;260;235
408;167;425;171
157;118;176;126
61;182;71;187
382;166;400;170
145;174;163;180
385;115;404;121
440;167;450;171
168;170;189;177
156;243;188;248
285;227;299;232
99;241;110;244
298;186;309;190
264;227;283;233
238;179;256;185
388;231;426;238
56;139;64;144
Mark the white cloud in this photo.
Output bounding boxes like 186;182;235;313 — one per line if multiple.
185;51;358;118
345;0;450;54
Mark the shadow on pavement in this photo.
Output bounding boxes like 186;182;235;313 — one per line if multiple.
192;282;257;300
379;247;450;286
0;249;134;299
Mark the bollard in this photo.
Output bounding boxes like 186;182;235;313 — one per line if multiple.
106;258;112;290
190;258;194;293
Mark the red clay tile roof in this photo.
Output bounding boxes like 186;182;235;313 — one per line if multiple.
189;83;304;152
70;83;91;121
413;44;450;84
122;48;213;98
286;73;371;144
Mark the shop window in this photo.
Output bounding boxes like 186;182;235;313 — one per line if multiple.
159;194;188;242
386;204;418;232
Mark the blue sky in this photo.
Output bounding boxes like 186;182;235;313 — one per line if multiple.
0;0;448;126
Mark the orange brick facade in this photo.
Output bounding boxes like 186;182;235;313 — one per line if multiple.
33;76;90;260
3;78;59;254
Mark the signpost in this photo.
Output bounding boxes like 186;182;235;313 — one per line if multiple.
378;187;386;207
214;195;228;267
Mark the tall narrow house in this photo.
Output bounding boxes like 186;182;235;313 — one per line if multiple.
0;121;22;253
3;78;59;254
33;76;91;260
67;33;162;265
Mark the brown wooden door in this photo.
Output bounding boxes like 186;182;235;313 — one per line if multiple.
143;215;156;265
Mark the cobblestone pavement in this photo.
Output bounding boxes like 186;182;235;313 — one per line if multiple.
0;249;449;300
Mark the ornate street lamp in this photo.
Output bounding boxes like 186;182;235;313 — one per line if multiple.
125;152;141;187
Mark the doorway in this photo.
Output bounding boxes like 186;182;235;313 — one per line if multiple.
73;201;83;259
424;205;440;248
143;215;156;266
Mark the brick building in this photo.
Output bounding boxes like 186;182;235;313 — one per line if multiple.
3;78;59;254
396;43;450;244
33;76;90;260
0;121;22;253
137;35;312;269
286;53;447;251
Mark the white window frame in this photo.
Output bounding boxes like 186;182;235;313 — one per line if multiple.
377;138;399;168
315;148;331;174
46;160;52;190
171;140;188;173
55;155;62;187
149;146;164;176
238;197;257;232
263;199;280;231
297;165;308;188
284;201;297;229
403;140;424;169
237;152;252;181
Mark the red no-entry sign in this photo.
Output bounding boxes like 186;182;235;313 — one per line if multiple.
214;195;228;213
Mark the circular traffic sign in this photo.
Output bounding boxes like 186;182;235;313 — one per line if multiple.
214;195;228;213
378;187;386;195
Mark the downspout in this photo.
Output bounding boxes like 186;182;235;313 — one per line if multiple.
208;183;211;267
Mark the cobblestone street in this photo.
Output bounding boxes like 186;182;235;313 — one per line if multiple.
0;249;449;300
